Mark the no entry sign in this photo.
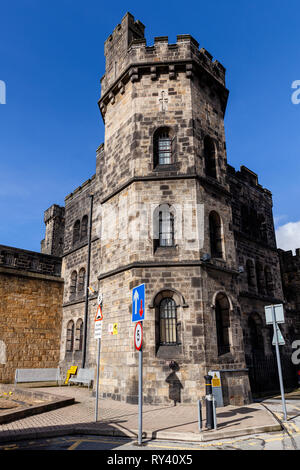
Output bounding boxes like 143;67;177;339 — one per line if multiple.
134;321;143;351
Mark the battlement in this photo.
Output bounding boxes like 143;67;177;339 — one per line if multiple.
65;174;96;203
0;244;62;277
278;248;300;267
100;13;226;100
44;204;65;224
227;164;272;196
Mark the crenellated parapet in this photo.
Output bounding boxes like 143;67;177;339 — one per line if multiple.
227;164;272;197
278;248;300;272
99;13;227;119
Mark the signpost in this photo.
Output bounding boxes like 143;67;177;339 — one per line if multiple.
132;284;145;446
95;294;103;422
264;304;287;421
132;284;145;323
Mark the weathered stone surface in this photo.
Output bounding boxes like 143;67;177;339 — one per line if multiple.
0;247;63;383
40;13;298;406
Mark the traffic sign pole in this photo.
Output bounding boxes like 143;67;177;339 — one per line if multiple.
138;325;143;446
132;285;145;445
95;337;101;422
94;295;103;423
271;304;287;421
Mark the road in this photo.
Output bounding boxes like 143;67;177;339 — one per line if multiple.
1;397;300;451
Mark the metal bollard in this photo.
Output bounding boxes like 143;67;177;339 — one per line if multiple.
198;399;202;431
212;396;217;430
204;375;213;430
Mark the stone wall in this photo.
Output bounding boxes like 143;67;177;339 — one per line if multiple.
0;246;63;383
278;249;300;343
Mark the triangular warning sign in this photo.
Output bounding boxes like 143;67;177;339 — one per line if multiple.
95;304;103;322
272;323;285;346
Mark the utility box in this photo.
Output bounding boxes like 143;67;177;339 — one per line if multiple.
208;370;224;407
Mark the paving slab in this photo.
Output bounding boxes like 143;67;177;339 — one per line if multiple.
0;385;281;443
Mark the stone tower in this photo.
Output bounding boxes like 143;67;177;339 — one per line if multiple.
96;12;251;405
41;204;65;257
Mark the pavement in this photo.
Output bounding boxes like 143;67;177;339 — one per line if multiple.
0;385;282;444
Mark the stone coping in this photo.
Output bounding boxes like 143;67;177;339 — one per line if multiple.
0;384;74;425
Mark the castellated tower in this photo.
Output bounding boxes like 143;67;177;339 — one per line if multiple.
96;12;251;405
41;204;65;257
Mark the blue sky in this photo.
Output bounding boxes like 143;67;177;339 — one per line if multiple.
0;0;299;252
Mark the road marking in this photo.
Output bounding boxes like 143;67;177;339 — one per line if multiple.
288;422;300;434
67;439;85;450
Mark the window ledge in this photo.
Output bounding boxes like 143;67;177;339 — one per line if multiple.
156;344;182;359
153;163;179;172
154;246;178;256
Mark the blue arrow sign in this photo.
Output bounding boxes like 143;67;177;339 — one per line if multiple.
132;284;145;323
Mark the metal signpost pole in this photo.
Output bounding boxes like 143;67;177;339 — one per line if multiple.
95;337;101;422
94;294;103;423
138;324;143;446
271;305;287;421
132;285;145;446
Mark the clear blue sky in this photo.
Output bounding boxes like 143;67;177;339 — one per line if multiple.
0;0;299;252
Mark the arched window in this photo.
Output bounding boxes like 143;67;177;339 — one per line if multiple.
159;298;177;345
73;220;81;245
153;127;173;166
246;259;256;288
66;320;74;352
256;261;265;294
78;268;86;294
81;215;88;241
209;211;223;258
153;204;175;249
264;266;274;296
159;209;175;247
215;293;230;355
70;271;77;295
204;136;217;179
75;319;83;351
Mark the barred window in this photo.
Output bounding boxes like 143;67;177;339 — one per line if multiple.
154;127;173;166
159;210;175;247
75;319;83;352
159;298;177;345
66;320;74;352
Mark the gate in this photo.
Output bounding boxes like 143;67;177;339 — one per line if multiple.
245;352;297;396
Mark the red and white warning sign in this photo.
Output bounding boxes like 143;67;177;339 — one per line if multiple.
94;293;103;339
94;304;103;322
134;322;143;351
